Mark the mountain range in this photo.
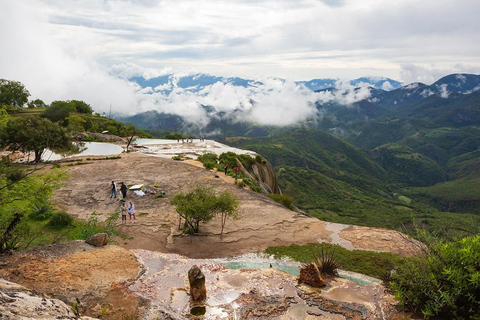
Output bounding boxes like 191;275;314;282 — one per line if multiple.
118;73;480;234
129;73;403;95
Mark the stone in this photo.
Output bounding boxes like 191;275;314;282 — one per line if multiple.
298;263;326;288
85;233;109;247
188;265;206;301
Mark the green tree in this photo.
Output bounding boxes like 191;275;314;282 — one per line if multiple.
170;186;217;233
215;191;239;235
70;100;93;114
1;116;71;163
43;101;75;125
27;98;46;109
0;79;30;107
170;186;239;234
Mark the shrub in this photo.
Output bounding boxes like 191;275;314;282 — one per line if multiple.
172;155;182;161
390;234;480;319
203;160;216;170
268;193;295;210
197;153;218;164
29;203;53;221
312;244;342;276
238;181;245;188
47;211;74;229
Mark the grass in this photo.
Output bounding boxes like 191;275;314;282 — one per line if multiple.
265;242;402;279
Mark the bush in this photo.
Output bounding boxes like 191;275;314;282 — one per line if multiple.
268;193;295;210
203;160;216;170
47;211;74;229
197;153;218;165
29;203;53;221
390;234;480;319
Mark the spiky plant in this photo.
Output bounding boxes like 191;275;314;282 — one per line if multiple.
312;244;342;276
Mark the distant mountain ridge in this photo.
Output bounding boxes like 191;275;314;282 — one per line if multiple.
129;73;403;94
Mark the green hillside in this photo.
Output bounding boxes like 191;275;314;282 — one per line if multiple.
229;128;388;193
370;143;447;187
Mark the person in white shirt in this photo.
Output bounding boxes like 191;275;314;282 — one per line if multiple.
127;201;136;223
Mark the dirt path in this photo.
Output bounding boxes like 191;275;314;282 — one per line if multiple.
53;152;419;258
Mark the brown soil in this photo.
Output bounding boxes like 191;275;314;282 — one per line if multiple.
52;152;419;258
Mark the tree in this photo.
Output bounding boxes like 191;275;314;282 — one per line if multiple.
70;100;93;114
170;186;217;233
170;186;239;234
27;98;46;109
1;116;71;163
0;79;30;107
215;191;239;235
43;101;76;125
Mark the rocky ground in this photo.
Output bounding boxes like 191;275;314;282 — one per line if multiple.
0;146;423;319
52;152;420;258
0;241;415;319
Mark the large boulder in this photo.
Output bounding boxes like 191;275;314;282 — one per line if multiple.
85;233;109;247
188;265;206;301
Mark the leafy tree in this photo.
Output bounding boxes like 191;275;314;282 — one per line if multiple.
67;114;87;133
170;186;238;234
216;191;239;235
1;116;71;163
70;100;93;114
43;101;75;125
27;98;47;109
0;79;30;107
171;186;217;233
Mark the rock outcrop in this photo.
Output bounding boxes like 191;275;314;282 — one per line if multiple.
0;278;99;320
188;265;207;301
85;233;109;247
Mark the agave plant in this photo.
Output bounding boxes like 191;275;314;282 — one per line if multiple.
311;244;342;276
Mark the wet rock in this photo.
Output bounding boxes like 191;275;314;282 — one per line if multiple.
188;265;206;301
85;233;109;247
298;263;326;288
236;288;294;319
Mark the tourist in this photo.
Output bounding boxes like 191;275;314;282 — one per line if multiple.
120;201;127;224
120;182;128;199
110;181;117;198
234;167;238;180
224;163;228;175
128;201;136;223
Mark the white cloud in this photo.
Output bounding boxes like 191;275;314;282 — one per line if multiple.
1;0;480;129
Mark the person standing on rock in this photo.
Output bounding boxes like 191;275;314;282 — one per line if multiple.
224;163;228;175
234;167;238;180
120;182;128;199
128;201;136;223
120;201;127;224
110;181;117;199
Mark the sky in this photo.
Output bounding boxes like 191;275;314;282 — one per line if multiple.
1;0;480;125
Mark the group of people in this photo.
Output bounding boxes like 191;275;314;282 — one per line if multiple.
110;181;128;199
110;181;136;224
120;200;136;224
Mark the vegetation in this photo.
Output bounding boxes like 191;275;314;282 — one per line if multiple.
170;185;238;234
311;244;342;276
268;193;295;210
0;79;30;107
390;233;480;319
265;242;401;279
1;116;72;162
